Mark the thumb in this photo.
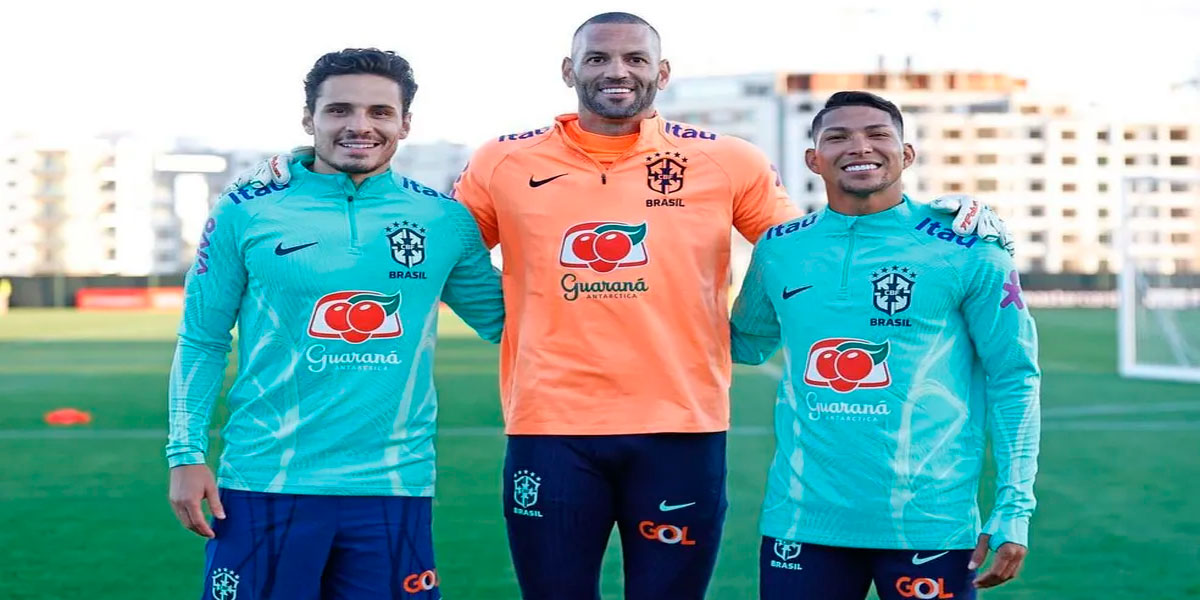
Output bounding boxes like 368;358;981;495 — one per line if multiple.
929;194;962;213
968;534;990;570
206;481;226;520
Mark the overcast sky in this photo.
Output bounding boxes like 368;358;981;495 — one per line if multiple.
2;0;1197;150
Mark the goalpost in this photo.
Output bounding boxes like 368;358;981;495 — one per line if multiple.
1117;175;1200;383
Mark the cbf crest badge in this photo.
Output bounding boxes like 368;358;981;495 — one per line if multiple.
871;266;916;315
513;469;542;508
645;152;687;194
773;539;802;562
386;221;427;268
211;568;239;600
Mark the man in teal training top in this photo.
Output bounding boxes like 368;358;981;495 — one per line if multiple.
166;48;503;600
732;91;1041;600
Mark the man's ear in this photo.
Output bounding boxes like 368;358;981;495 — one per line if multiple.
302;108;314;135
561;57;576;88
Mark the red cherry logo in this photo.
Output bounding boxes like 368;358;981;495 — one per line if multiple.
348;301;386;332
593;231;632;262
324;302;352;331
835;349;874;382
815;349;840;380
572;232;599;261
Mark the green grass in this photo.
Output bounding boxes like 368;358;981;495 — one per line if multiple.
1;308;1198;599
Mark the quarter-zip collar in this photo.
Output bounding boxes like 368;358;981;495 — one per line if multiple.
552;113;669;160
820;194;915;232
289;159;399;198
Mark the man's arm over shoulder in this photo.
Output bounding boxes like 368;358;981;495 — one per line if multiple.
717;136;802;243
442;201;505;343
960;245;1042;550
166;194;251;468
731;236;782;364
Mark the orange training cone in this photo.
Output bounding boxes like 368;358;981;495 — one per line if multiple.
43;408;93;426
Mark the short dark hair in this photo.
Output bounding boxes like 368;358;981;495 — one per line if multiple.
811;91;904;140
304;48;418;114
572;12;661;47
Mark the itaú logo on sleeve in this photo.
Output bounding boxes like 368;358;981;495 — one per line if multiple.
560;221;649;273
307;291;402;344
803;338;891;393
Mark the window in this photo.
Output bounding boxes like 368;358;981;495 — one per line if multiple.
944;182;963;192
1027;128;1043;139
1099;232;1112;244
1030;232;1046;242
106;249;116;260
1063;234;1079;244
943;155;963;165
943;129;962;139
1171;182;1190;193
1098;259;1111;273
99;181;115;192
976;127;998;138
1171;233;1190;244
1062;156;1077;165
1170;128;1189;141
1097;130;1110;141
977;179;998;192
1029;206;1045;217
1061;130;1077;140
1125;156;1136;166
1064;208;1077;217
1124;130;1136;141
977;154;998;165
805;180;815;193
1030;180;1045;191
1099;208;1109;218
1176;259;1192;273
1020;105;1040;115
1029;257;1046;272
1170;155;1191;166
1099;182;1109;193
1030;154;1045;165
1171;208;1191;218
865;74;886;89
1062;183;1077;192
1097;156;1109;166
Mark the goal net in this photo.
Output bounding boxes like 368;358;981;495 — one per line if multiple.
1118;175;1200;383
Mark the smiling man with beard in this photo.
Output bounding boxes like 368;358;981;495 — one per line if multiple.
166;48;504;600
731;91;1041;600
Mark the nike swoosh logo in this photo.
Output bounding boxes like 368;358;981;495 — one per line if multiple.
659;501;696;512
912;551;950;565
529;173;568;188
781;285;813;300
274;242;318;256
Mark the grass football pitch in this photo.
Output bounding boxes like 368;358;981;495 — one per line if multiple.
0;308;1197;599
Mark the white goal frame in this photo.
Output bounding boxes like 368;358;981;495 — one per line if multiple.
1117;175;1200;383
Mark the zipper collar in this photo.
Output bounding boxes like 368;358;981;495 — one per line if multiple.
289;158;398;198
552;113;667;160
821;194;915;231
